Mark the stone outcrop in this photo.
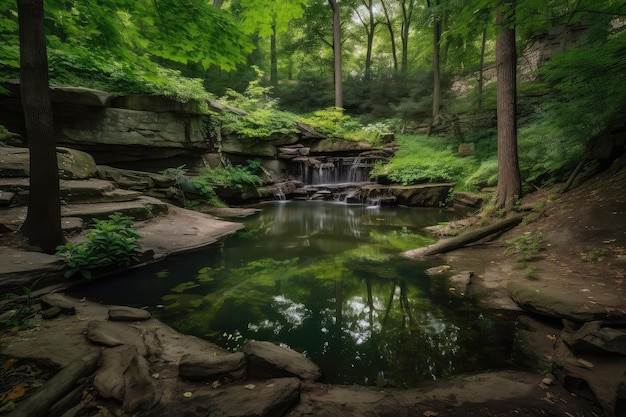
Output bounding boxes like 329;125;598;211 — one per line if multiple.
243;340;322;382
0;84;207;165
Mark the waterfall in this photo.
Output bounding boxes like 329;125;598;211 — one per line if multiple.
293;155;374;185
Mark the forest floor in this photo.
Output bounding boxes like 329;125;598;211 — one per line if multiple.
0;155;624;416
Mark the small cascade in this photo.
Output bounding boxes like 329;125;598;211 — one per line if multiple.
292;154;378;186
271;185;287;201
285;147;397;203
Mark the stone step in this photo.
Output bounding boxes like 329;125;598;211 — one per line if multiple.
0;178;143;205
61;196;169;221
61;180;142;204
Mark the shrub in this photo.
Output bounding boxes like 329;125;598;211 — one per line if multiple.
371;134;477;185
192;160;264;206
56;213;141;279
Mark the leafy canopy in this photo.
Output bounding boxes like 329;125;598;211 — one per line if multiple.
0;0;252;96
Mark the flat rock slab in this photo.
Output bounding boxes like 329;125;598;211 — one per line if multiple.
243;340;322;382
145;377;301;417
108;305;151;321
136;206;244;258
179;352;246;381
86;320;148;357
41;293;76;315
61;195;169;221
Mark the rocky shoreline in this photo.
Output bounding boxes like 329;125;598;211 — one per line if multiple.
1;155;625;416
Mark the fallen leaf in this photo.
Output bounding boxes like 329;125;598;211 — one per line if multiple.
5;384;26;401
244;384;256;390
183;391;193;398
423;411;439;417
2;358;18;372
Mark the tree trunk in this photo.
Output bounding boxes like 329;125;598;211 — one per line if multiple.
329;0;343;108
494;1;521;211
478;27;487;109
270;25;278;86
430;17;442;133
402;214;525;259
380;0;398;71
17;0;65;252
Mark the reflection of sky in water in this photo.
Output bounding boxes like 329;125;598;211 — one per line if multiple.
72;201;515;386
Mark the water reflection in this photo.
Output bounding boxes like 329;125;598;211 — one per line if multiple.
73;201;515;386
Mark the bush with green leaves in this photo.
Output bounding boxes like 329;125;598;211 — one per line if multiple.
212;67;299;139
300;107;382;143
371;134;477;185
191;160;264;206
56;213;141;279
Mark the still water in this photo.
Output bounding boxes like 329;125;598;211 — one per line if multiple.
74;201;515;386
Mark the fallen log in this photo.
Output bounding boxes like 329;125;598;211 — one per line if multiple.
403;214;525;259
7;351;101;417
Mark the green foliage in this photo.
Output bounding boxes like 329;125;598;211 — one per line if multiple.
1;280;40;331
55;213;141;279
539;27;626;140
581;249;607;263
300;107;382;143
504;232;545;264
371;134;476;185
191;160;264;206
1;0;250;98
214;68;299;139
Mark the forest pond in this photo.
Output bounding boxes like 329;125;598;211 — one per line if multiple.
74;201;517;387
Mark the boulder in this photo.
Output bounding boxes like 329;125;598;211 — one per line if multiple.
51;86;111;107
179;352;246;382
122;355;157;412
0;190;14;207
562;321;626;356
0;147;97;179
40;293;76;315
453;191;484;211
93;345;138;401
0;147;30;177
56;147;97;179
108;306;152;322
96;166;175;191
390;183;455;207
86;320;148;356
243;340;322;381
448;271;473;293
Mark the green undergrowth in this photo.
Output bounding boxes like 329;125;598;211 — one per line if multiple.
370;134;477;185
55;213;142;279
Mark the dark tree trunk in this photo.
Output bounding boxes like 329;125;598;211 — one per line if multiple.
495;1;521;211
18;0;65;252
380;0;398;71
329;0;343;108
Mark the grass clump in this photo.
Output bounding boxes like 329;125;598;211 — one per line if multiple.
505;232;545;268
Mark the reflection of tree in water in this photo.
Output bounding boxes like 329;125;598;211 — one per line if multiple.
153;203;509;386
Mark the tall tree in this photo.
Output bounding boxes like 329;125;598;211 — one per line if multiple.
426;0;442;133
380;0;399;71
329;0;343;108
399;0;419;72
494;1;521;210
351;0;379;79
17;0;64;252
239;0;306;85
